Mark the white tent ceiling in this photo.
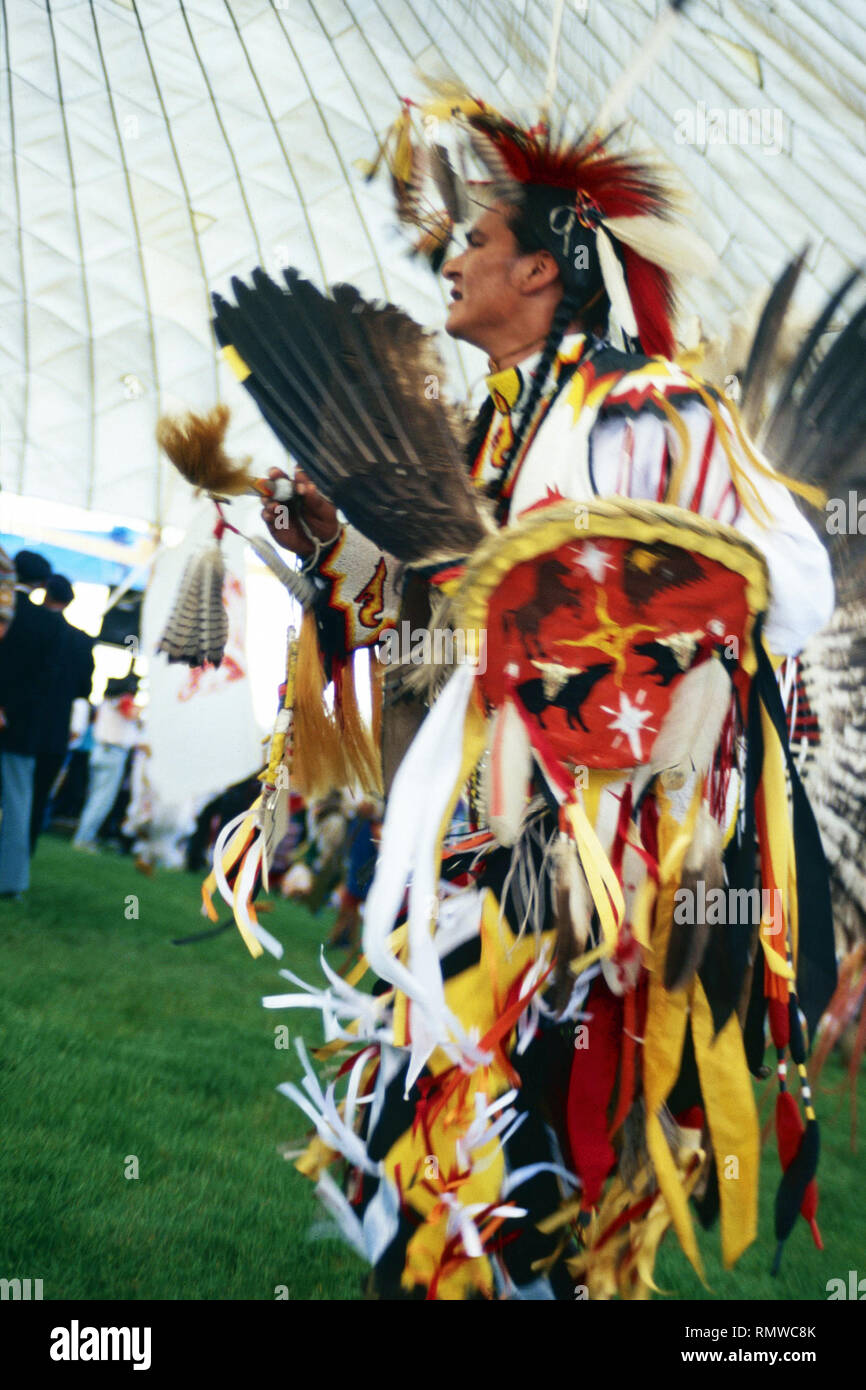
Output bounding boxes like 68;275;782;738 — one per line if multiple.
2;0;865;528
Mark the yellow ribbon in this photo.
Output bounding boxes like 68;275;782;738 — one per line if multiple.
758;701;795;981
642;783;705;1282
690;976;760;1268
563;796;625;975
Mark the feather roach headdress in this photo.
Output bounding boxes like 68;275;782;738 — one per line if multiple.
368;92;715;358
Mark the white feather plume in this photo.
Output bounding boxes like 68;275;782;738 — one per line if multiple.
593;1;685;134
649;656;733;785
602;214;717;280
596;224;639;340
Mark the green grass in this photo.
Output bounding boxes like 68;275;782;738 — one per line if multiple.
0;837;862;1301
0;836;366;1301
654;1076;864;1303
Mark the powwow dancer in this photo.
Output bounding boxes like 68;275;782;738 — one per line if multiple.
156;85;861;1296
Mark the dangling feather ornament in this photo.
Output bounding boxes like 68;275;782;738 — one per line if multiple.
647;654;733;789
770;993;823;1274
552;832;592;1005
664;802;724;993
481;698;533;847
156;541;228;668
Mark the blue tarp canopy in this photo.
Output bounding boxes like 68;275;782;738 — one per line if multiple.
0;526;148;591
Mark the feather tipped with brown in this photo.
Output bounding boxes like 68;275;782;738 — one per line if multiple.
552;834;592;1008
156;404;255;497
428;143;469;224
664;805;724;993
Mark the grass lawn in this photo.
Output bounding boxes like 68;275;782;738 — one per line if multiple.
0;836;862;1301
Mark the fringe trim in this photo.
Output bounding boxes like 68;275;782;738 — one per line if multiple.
336;656;384;798
291;611;344;798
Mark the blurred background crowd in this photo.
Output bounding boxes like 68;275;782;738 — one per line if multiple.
0;542;379;949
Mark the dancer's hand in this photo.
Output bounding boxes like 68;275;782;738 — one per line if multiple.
261;468;339;558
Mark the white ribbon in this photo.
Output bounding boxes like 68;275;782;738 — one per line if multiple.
277;1039;381;1178
362;664;482;1092
501;1162;582;1200
439;1193;529;1261
263;955;391;1044
455;1089;526;1175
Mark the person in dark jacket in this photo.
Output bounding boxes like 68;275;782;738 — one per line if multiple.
30;574;94;851
0;545;14;635
0;550;59;898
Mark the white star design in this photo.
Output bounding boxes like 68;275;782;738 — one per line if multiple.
573;541;613;583
600;691;656;761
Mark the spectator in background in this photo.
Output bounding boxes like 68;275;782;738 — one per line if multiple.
324;797;381;953
0;545;15;635
0;550;57;899
30;574;95;851
50;702;96;825
72;673;141;852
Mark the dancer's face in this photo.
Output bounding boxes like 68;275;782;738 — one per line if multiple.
442;203;560;359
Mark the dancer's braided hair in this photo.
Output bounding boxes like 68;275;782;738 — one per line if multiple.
494;288;582;487
464;393;496;475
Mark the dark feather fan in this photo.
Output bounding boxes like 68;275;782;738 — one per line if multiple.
212;269;487;565
738;246;808;437
754;262;866;604
740;258;866;947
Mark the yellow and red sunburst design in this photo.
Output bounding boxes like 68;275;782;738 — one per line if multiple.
453;499;768;774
